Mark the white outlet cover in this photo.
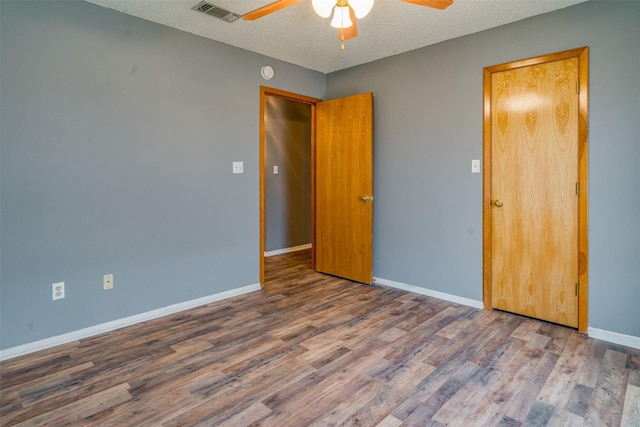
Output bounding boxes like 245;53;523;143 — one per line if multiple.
233;161;244;174
52;282;65;300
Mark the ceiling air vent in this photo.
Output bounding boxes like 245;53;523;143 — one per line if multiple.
192;1;241;23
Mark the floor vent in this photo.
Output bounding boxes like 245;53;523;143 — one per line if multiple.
192;1;241;23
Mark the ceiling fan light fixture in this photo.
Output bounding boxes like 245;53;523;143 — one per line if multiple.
330;5;353;28
312;0;335;18
349;0;374;19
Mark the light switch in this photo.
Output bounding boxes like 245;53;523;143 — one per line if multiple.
471;159;480;173
273;165;279;175
233;161;243;174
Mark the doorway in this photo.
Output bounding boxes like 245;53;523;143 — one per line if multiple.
482;47;589;332
264;97;312;253
260;87;321;285
259;88;375;286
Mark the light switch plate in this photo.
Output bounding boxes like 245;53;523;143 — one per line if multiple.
233;161;243;174
471;159;480;173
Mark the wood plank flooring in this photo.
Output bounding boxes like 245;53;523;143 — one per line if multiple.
1;249;639;426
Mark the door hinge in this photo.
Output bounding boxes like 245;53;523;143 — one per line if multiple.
576;81;580;94
575;283;579;296
576;182;580;196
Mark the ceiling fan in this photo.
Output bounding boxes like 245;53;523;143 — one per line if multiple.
242;0;453;50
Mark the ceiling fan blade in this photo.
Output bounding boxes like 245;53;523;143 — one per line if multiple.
398;0;453;10
242;0;304;21
339;6;358;41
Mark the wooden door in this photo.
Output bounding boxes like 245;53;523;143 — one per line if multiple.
315;93;374;284
483;48;589;330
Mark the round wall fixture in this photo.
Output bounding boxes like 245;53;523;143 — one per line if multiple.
261;65;274;80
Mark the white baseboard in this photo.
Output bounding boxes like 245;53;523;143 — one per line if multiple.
4;279;637;361
374;277;484;309
375;276;640;350
265;244;312;257
588;327;640;350
0;283;262;362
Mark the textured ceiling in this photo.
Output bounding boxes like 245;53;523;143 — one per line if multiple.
85;0;588;74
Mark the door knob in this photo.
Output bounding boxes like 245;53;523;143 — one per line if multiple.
494;199;503;207
361;196;373;202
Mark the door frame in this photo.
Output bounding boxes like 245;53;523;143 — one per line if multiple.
259;86;322;285
482;47;589;333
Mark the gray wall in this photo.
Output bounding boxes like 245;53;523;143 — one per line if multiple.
327;1;640;337
0;1;325;349
265;97;312;252
2;0;639;351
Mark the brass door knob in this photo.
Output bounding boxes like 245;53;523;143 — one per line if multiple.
494;199;503;207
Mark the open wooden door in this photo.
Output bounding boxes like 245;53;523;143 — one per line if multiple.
315;92;374;284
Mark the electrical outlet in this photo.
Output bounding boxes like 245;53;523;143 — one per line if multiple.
103;274;114;290
52;282;65;300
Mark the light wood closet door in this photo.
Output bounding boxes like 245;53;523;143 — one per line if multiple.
490;58;579;327
315;93;374;284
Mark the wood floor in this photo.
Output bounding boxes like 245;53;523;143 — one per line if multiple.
1;249;639;426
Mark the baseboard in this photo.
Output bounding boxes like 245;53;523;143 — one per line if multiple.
374;277;484;309
0;283;262;362
588;327;640;350
5;280;636;361
375;277;640;350
264;243;312;257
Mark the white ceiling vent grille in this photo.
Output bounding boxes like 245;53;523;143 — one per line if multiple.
192;1;240;23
